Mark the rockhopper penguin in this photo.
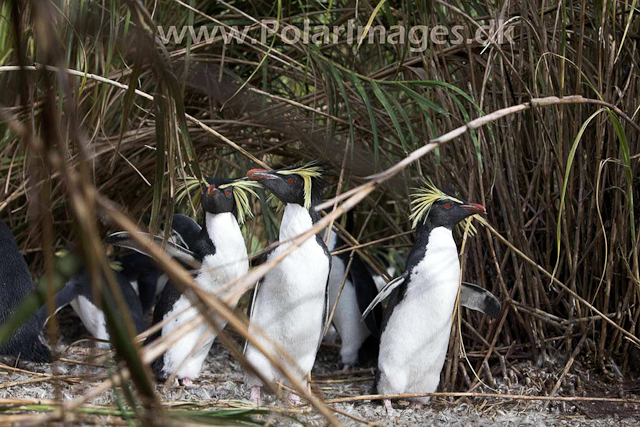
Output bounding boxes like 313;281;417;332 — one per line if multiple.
110;177;257;385
363;179;490;412
244;163;331;405
36;261;147;349
0;220;51;362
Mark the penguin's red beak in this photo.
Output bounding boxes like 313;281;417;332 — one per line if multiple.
247;169;277;181
461;203;485;214
207;184;220;196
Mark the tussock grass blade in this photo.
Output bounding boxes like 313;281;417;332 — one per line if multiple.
150;92;168;235
450;95;483;172
327;61;354;150
614;0;637;62
398;84;448;116
100;274;157;405
112;58;143;171
371;80;408;153
550;108;606;284
357;0;388;48
388;87;417;146
182;0;196;95
108;363;141;425
607;111;636;265
349;72;379;167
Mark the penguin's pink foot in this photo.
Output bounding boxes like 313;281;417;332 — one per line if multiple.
409;401;422;410
250;386;262;406
179;378;194;387
288;393;301;406
383;399;393;415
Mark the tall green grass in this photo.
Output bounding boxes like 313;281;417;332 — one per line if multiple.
0;0;638;423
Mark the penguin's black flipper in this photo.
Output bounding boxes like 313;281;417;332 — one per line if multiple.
35;279;81;328
170;214;202;249
361;274;407;320
459;282;501;318
106;231;198;266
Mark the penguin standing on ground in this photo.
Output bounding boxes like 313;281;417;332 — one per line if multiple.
363;180;495;412
0;220;51;362
324;224;382;369
244;163;331;405
109;177;257;385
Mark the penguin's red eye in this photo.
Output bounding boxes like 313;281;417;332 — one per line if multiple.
287;178;294;184
444;202;451;208
225;190;231;196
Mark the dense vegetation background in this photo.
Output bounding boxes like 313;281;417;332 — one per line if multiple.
0;0;638;423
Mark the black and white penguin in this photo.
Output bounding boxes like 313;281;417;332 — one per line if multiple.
0;220;51;362
37;264;147;349
324;224;382;369
244;163;331;405
35;249;152;349
109;177;257;385
363;180;493;412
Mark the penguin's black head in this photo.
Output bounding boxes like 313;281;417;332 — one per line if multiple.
200;177;236;215
246;163;327;209
426;197;485;229
410;180;485;230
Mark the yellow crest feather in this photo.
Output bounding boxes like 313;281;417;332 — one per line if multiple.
176;176;259;224
277;163;324;209
219;179;261;224
409;178;486;235
175;176;206;208
266;192;285;213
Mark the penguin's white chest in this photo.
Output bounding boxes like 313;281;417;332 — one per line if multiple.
378;227;461;398
245;204;330;386
259;204;329;309
196;213;249;292
160;212;248;379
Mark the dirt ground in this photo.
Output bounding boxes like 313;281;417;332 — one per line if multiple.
1;308;639;426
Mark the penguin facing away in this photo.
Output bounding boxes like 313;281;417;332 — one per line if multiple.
324;225;383;369
0;220;51;362
365;180;487;412
244;163;331;405
109;177;257;385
